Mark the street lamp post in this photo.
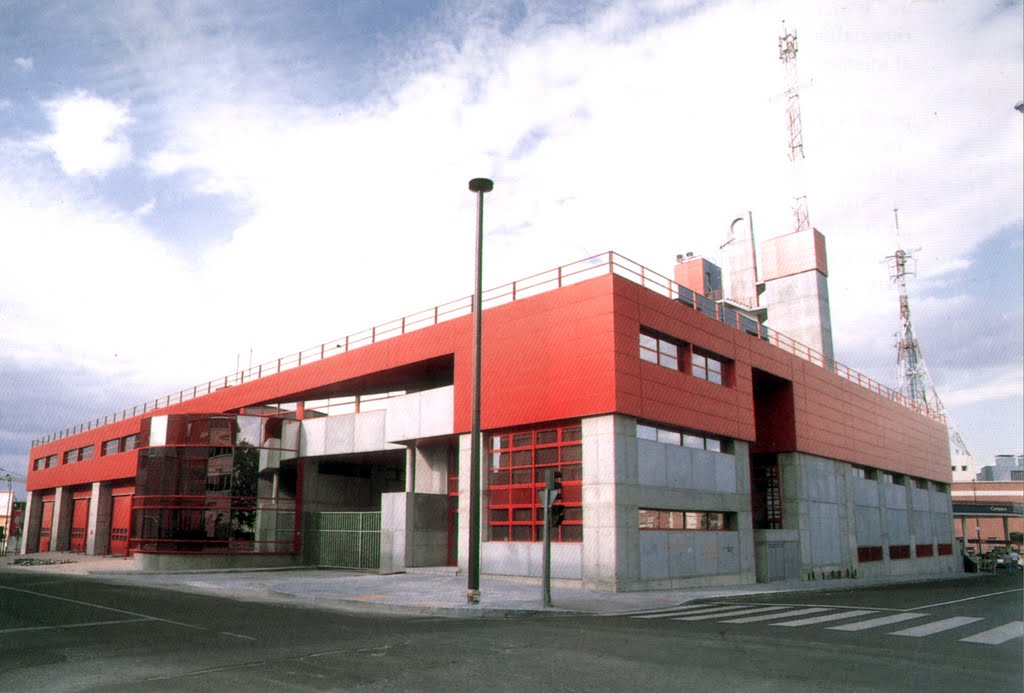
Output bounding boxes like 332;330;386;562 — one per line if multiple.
467;177;493;604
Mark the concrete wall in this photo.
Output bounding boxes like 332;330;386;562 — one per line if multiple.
380;492;448;573
482;541;583;579
85;482;112;555
583;414;755;591
783;452;959;580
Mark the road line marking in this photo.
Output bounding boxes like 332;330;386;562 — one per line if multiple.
0;618;152;635
913;588;1023;610
722;607;833;624
828;612;929;631
633;605;754;619
959;621;1024;645
674;606;793;621
890;616;984;637
0;584;206;631
772;610;877;627
605;603;714;617
220;631;257;641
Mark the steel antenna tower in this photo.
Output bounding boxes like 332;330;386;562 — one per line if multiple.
886;209;971;455
779;21;810;233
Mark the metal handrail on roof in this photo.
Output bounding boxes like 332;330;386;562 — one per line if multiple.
31;251;943;448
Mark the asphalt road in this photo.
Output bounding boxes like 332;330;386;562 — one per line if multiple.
1;570;1020;692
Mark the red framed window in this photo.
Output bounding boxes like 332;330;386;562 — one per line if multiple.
889;544;911;560
488;421;582;543
937;543;953;556
857;546;883;562
915;543;934;557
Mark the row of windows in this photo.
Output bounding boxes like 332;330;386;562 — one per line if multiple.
33;434;140;471
636;423;727;453
639;330;728;386
638;508;734;531
851;466;946;492
858;544;953;562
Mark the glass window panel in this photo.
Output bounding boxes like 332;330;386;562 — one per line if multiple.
562;427;582;442
235;416;263;447
102;440;120;456
512;508;532;522
560;525;583;542
537;430;558;445
683;434;704;449
560;464;582;481
491;435;509;450
490;509;508;522
669;511;686;529
122;434;139;451
707;513;725;530
511;526;532;541
639;509;656;529
640;347;658;364
560;445;582;462
80;445;94;461
659;340;678;358
637;424;658;441
512;433;532;447
491;525;509;541
564;506;583;522
684;512;703;529
708;370;723;385
63;450;76;464
489;469;509;487
209;417;234;446
658;353;678;369
656;429;681;445
149;415;169;447
692;353;707;369
511;469;532;484
705;438;722;452
639;333;658;350
511;450;532;467
536;448;558;465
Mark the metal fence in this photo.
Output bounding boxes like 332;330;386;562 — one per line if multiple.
305;512;381;570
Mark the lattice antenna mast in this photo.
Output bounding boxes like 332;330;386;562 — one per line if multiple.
779;22;810;233
886;209;971;455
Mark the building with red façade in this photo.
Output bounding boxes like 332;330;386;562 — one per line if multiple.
21;251;958;590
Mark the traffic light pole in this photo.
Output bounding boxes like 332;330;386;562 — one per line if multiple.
542;468;554;608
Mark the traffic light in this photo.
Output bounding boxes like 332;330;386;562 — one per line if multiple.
548;471;565;528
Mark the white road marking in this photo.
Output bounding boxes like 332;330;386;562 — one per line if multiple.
609;603;719;617
721;607;833;624
890;617;984;637
633;604;755;619
913;588;1023;610
674;605;794;621
828;612;929;631
0;618;152;635
0;584;206;631
772;610;878;627
959;621;1024;645
220;631;257;641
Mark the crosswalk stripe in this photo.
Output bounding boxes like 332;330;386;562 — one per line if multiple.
633;604;758;619
828;612;929;631
674;605;794;621
890;616;984;637
721;607;833;624
959;621;1024;645
604;604;710;618
772;610;878;627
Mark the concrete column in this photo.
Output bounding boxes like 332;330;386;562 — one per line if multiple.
405;447;416;493
876;475;890;571
86;482;113;556
457;433;486;576
51;487;73;552
20;491;41;554
581;414;631;591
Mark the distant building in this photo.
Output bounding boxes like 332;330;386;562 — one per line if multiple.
952;454;1024;553
21;248;958;590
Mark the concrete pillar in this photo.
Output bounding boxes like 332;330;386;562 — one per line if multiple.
20;491;41;554
581;414;631;591
457;433;486;576
51;487;73;552
405;447;416;493
86;482;113;556
876;475;891;571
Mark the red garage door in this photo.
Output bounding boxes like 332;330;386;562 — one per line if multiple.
109;492;133;557
69;493;91;553
39;500;54;553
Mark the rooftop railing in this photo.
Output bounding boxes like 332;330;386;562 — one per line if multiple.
31;251;944;447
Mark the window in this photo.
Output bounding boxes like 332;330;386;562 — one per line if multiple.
692;349;724;385
488;422;583;543
638;423;726;452
851;467;867;479
638;509;732;531
102;439;120;456
63;449;77;464
80;445;94;461
122;434;140;451
640;331;681;370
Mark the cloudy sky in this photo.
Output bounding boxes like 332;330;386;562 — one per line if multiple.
1;0;1021;492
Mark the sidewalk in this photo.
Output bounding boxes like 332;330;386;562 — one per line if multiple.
0;552;981;618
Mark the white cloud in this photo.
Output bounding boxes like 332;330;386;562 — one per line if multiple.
14;57;33;71
37;90;133;176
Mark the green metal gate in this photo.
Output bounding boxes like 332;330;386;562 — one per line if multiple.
307;512;381;569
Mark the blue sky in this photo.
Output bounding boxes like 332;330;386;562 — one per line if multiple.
1;0;1021;493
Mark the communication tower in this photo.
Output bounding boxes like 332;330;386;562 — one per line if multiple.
779;22;810;233
886;209;970;455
